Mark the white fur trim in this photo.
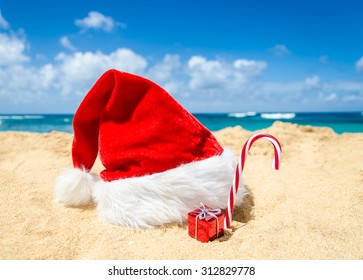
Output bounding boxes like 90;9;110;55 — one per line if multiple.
55;168;97;206
93;148;247;228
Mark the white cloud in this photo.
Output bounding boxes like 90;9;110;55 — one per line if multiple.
187;56;266;91
38;64;58;89
0;25;148;109
342;94;363;101
146;54;185;95
305;75;320;87
60;36;77;51
0;10;10;29
0;64;59;111
0;17;362;113
55;48;147;95
147;54;181;83
324;93;337;101
233;59;267;76
269;44;291;57
261;79;363;109
0;33;28;65
322;80;363;92
355;56;363;72
188;56;229;90
75;11;126;32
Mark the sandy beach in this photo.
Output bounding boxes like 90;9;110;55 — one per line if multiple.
0;121;362;260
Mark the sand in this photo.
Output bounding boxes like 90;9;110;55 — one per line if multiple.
0;121;362;260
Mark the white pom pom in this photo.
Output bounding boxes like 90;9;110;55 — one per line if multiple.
55;168;97;206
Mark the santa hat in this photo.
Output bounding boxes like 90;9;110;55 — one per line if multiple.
55;69;245;228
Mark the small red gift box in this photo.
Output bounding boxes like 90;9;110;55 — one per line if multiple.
188;204;224;243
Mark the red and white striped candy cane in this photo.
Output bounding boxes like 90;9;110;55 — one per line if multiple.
224;133;282;229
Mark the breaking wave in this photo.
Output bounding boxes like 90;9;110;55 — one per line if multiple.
0;115;45;120
261;113;296;120
228;112;257;118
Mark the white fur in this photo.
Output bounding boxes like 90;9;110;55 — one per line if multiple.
93;148;247;228
55;167;97;206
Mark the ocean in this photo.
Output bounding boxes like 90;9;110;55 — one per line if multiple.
0;112;363;134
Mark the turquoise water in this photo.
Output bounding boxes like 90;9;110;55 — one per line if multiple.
0;112;363;134
195;112;363;133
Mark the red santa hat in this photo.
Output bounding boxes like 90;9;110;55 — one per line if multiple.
55;69;245;228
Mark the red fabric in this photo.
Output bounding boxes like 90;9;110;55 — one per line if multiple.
72;69;223;181
188;206;225;243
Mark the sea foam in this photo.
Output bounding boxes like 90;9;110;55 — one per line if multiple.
261;113;296;120
228;112;257;118
0;115;45;120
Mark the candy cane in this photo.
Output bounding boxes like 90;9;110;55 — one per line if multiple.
224;133;282;229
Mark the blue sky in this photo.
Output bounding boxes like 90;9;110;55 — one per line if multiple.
0;0;362;113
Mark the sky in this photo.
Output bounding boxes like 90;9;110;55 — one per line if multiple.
0;0;362;113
